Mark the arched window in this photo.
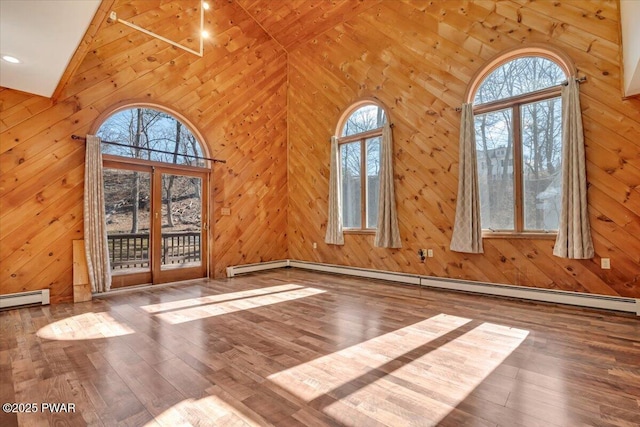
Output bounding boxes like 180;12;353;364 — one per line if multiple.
97;107;205;167
94;105;209;288
337;102;386;230
470;49;571;234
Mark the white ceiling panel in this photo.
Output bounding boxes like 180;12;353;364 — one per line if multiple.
0;0;100;98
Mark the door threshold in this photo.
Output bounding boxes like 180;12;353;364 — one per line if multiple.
94;277;209;298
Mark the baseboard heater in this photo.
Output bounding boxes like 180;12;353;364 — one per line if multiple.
227;259;421;285
420;277;639;315
289;260;422;285
0;289;50;310
226;260;639;315
226;260;291;277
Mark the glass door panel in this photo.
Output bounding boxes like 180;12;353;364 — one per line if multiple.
160;174;203;270
102;163;208;287
154;170;207;284
103;168;152;287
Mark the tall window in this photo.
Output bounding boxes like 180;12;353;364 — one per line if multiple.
338;103;386;230
473;56;566;234
95;106;209;287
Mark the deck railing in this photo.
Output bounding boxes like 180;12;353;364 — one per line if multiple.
108;232;201;270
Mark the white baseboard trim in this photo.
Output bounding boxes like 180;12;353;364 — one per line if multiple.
225;259;639;315
95;278;207;298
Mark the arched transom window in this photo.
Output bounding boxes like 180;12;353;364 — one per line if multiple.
472;53;569;234
338;102;386;230
97;107;205;167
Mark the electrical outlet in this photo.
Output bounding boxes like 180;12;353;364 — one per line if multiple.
221;207;231;216
427;249;434;258
312;242;317;249
601;258;611;269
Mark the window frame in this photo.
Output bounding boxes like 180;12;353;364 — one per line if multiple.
335;100;387;234
90;101;212;287
467;45;575;240
91;100;212;169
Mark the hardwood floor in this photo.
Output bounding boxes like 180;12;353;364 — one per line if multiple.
1;269;639;426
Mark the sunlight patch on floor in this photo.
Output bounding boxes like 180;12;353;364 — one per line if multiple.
153;286;326;324
36;312;135;340
140;284;305;314
269;315;528;425
268;313;473;400
147;395;265;427
325;322;528;425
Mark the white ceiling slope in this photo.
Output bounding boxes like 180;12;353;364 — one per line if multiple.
0;0;100;98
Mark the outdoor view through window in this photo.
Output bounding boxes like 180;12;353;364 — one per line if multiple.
97;107;207;283
473;56;565;233
339;104;386;230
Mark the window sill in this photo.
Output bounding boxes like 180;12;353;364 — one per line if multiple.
482;231;557;240
344;229;376;235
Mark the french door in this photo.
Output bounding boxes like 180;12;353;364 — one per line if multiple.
103;158;209;288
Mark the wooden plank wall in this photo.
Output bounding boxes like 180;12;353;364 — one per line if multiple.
0;0;288;303
287;0;640;298
236;0;383;51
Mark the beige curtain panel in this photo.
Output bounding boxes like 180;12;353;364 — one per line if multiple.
325;136;344;245
375;123;402;248
450;103;484;254
553;80;594;259
84;135;112;292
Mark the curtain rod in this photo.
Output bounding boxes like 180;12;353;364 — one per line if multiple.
454;76;587;112
72;135;226;164
329;123;394;142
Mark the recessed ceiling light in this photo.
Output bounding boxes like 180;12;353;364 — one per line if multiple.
202;30;209;38
202;2;210;10
1;55;21;64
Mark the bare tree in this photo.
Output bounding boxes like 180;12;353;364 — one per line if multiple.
130;108;143;233
97;107;205;235
164;120;182;227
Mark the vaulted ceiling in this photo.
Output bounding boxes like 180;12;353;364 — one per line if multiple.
0;0;638;98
